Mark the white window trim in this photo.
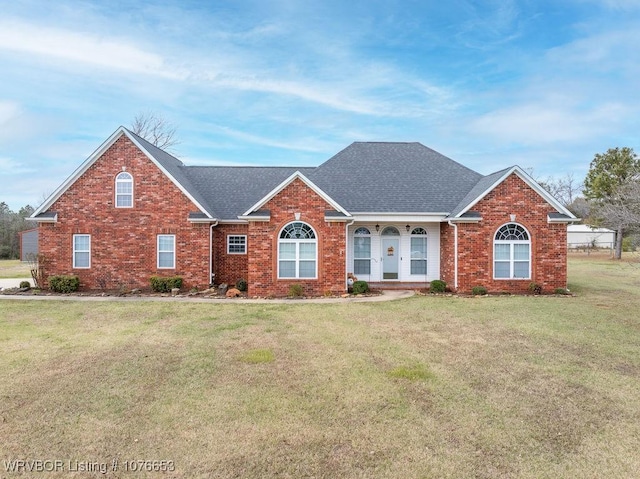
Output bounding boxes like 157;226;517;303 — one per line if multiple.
227;235;247;254
353;227;372;276
493;223;531;280
409;230;428;276
115;172;133;208
72;234;91;269
157;234;176;269
277;222;318;280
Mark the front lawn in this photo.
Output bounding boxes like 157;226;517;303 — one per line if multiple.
0;260;30;279
1;255;639;478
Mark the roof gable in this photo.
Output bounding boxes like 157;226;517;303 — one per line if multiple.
242;171;350;217
31;127;214;219
449;166;577;220
180;166;315;220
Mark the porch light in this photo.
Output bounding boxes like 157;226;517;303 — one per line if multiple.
375;223;380;232
406;224;410;232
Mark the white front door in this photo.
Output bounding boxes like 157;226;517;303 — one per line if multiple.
382;237;400;280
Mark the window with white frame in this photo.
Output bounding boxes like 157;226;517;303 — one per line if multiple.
494;223;530;279
73;234;91;268
410;227;427;275
353;227;371;275
278;222;317;278
227;235;247;254
157;234;175;269
115;172;133;208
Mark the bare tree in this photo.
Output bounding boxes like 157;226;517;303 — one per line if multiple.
592;178;640;251
537;172;583;208
130;111;180;151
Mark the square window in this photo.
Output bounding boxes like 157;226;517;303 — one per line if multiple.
298;261;316;278
227;235;247;254
278;261;296;278
495;262;510;279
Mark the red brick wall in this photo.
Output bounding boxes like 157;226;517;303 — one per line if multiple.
247;178;346;297
212;224;249;287
452;174;568;293
439;222;455;287
38;134;211;291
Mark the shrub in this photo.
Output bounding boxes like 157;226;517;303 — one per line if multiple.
48;275;80;293
471;285;487;296
150;276;183;293
528;282;542;295
19;281;31;289
622;236;636;252
288;283;304;297
352;280;369;294
554;287;570;295
236;278;248;292
430;280;447;293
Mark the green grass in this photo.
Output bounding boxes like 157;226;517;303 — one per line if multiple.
238;348;276;364
1;255;640;478
0;259;30;278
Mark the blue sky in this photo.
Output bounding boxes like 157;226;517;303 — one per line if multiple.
1;0;639;211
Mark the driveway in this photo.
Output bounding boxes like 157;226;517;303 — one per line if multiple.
0;277;32;290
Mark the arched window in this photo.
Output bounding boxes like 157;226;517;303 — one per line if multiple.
494;223;530;279
381;226;400;236
115;172;133;208
278;222;317;278
353;227;371;275
410;227;427;275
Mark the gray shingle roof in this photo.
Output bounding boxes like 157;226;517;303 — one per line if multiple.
181;166;315;220
130;138;550;221
126;129;218;218
307;142;483;213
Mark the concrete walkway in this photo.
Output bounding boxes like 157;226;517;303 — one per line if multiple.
0;283;414;304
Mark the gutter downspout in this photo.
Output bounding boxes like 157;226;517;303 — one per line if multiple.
209;220;219;286
447;220;458;290
344;218;355;291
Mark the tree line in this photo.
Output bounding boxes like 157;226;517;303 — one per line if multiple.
0;203;35;259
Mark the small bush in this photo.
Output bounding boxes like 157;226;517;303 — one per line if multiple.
236;278;248;292
19;281;31;289
528;282;542;295
472;285;487;296
622;236;636;252
554;287;570;295
150;276;183;293
352;280;369;294
48;275;80;293
288;283;304;297
430;280;447;293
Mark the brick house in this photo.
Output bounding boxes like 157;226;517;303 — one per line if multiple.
29;126;577;295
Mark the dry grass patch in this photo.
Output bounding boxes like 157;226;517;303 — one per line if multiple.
1;257;640;477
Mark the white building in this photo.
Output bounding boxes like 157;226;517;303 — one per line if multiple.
567;225;615;249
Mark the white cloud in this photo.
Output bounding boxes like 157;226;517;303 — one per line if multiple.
0;19;183;79
470;101;629;145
